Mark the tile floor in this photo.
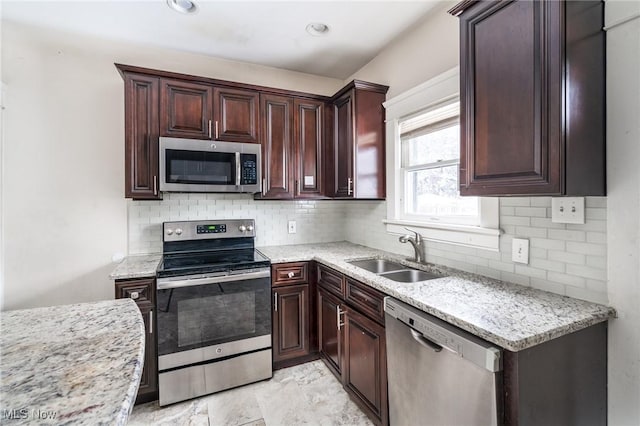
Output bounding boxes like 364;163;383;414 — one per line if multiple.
129;360;373;426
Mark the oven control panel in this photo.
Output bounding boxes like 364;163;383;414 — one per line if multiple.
164;219;255;242
197;224;227;234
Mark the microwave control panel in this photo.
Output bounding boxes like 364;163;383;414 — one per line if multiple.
241;155;258;185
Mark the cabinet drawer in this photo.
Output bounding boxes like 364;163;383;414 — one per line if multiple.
345;278;385;325
115;277;156;307
272;262;308;286
317;264;345;297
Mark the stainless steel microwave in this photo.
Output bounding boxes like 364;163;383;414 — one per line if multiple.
159;137;261;193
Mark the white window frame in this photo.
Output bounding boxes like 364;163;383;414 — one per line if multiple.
383;68;500;251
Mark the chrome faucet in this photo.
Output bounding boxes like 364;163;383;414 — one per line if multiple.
399;228;425;263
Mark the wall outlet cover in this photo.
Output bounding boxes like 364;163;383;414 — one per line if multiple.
512;238;530;264
288;220;297;234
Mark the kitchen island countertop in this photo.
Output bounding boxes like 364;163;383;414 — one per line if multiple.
0;299;145;425
257;242;615;351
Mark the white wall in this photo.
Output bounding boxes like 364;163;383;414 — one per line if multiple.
346;1;459;99
0;21;343;310
605;1;640;424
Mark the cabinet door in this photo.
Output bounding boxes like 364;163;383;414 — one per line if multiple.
272;285;310;363
115;277;157;403
213;87;259;143
260;94;295;199
333;91;354;198
124;74;160;200
343;307;387;426
160;79;213;139
294;98;325;198
459;0;562;196
137;305;158;403
318;288;344;379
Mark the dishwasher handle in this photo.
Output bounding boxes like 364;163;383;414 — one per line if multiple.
410;328;442;352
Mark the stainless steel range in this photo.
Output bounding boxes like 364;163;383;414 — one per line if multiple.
156;219;272;406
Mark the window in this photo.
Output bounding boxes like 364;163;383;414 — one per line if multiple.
400;102;480;225
384;68;499;250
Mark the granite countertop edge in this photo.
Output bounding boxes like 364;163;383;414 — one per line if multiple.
257;242;616;352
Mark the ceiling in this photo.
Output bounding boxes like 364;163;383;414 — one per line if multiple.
1;1;441;79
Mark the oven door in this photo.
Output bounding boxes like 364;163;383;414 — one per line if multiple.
159;137;261;193
156;268;271;371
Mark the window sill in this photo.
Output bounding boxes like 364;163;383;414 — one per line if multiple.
383;219;501;251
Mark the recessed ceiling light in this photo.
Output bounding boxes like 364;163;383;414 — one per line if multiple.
306;23;330;37
167;0;197;14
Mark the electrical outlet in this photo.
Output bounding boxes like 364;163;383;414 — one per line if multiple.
288;220;297;234
512;238;529;264
551;197;585;224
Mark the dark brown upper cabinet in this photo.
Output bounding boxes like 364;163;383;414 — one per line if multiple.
450;0;605;196
160;79;213;140
330;81;389;199
257;95;328;200
260;94;295;199
123;73;161;200
116;64;387;201
294;99;326;198
213;87;259;143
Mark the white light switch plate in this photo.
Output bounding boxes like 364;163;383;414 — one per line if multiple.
512;238;529;264
551;197;585;224
288;220;297;234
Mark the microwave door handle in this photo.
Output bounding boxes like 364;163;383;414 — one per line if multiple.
235;152;241;187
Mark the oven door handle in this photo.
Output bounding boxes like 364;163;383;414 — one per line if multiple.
157;269;270;290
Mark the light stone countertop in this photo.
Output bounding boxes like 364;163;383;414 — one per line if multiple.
107;241;615;352
109;253;162;280
257;241;615;352
0;299;145;425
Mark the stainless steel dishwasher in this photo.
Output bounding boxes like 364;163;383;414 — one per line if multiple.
384;297;503;426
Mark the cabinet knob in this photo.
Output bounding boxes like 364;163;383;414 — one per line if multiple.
287;271;295;278
130;291;139;300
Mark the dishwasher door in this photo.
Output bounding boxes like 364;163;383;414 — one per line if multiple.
384;297;503;426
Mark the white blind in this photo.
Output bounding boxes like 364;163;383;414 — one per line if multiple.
399;101;460;137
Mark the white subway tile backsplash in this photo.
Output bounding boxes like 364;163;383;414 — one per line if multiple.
128;194;608;305
342;197;608;304
515;207;547;217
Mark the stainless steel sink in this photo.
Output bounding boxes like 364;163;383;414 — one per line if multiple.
379;269;442;283
347;258;407;274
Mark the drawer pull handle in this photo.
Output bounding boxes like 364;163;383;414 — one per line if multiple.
130;291;139;300
274;292;278;312
287;271;295;278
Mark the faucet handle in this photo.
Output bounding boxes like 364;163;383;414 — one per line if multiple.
404;227;422;242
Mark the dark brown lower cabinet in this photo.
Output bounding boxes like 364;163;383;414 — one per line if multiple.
318;287;344;378
114;277;157;404
272;284;310;365
271;262;318;369
343;307;388;426
316;264;388;426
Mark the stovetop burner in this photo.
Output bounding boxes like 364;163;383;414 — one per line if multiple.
157;219;270;278
157;248;270;278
